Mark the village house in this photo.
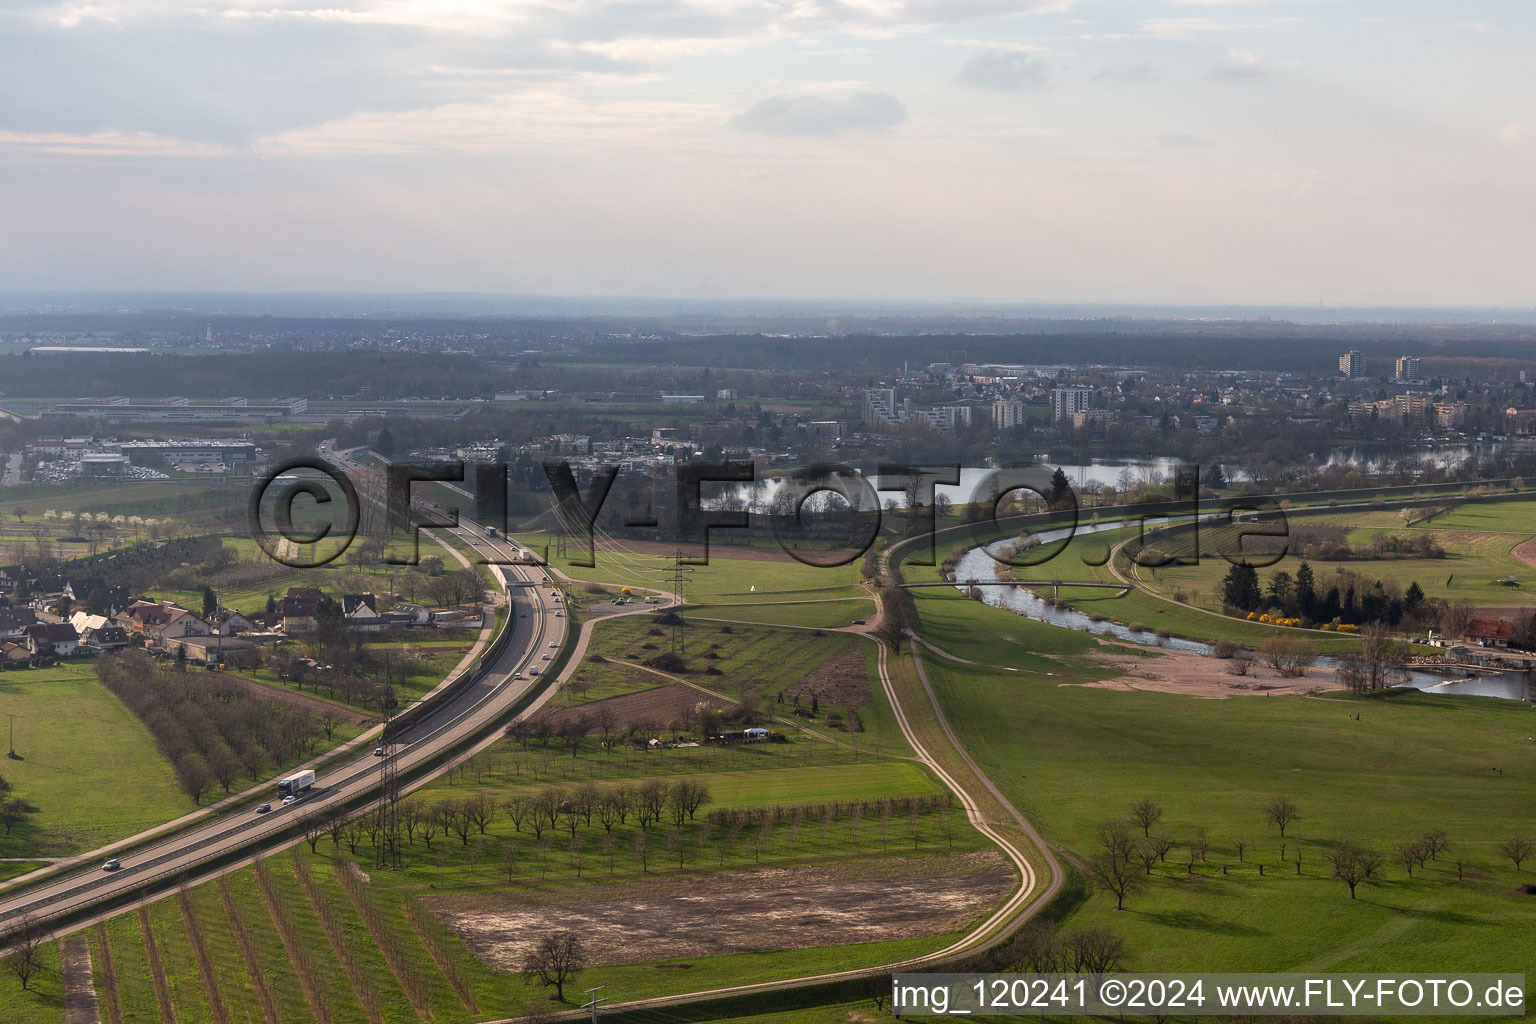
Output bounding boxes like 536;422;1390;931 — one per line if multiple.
23;622;80;657
282;587;323;634
206;607;256;636
1463;618;1518;648
116;600;211;643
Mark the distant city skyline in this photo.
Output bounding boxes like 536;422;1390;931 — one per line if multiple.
2;1;1533;305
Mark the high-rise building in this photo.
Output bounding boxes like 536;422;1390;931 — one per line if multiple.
863;388;899;426
1052;388;1091;423
992;399;1026;430
1339;351;1366;379
1395;355;1422;383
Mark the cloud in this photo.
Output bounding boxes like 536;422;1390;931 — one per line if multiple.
1499;123;1533;144
1095;62;1159;84
955;49;1050;90
1158;132;1209;147
728;92;907;137
1209;48;1281;79
1139;16;1227;39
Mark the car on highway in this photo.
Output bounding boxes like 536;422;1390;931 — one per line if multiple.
256;803;271;814
102;859;121;872
282;794;298;806
373;746;386;756
549;641;558;648
542;653;551;660
529;666;540;675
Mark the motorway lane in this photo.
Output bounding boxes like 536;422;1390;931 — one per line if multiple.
0;524;567;932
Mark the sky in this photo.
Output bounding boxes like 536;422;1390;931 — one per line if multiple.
1;0;1534;306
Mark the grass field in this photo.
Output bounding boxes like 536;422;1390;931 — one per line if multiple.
584;616;859;702
0;664;190;857
1138;501;1536;617
508;540;863;600
910;592;1536;984
688;598;875;628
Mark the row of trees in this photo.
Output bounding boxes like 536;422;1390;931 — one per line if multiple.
96;652;325;803
1090;797;1534;908
1222;561;1429;628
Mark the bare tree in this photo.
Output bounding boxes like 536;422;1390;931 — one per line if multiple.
1326;841;1384;899
1007;919;1061;973
1258;637;1316;677
1086;849;1144;910
637;779;667;831
1498;835;1533;871
1151;835;1176;863
1129;798;1163;837
503;796;530;834
1263;796;1301;838
1132;839;1160;875
465;794;496;835
2;913;46;991
1059;928;1129;975
1336;623;1410;694
521;931;585;1003
1421;829;1451;861
1232;836;1250;862
1398;840;1429;877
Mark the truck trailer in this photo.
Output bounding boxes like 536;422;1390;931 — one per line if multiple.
276;769;316;797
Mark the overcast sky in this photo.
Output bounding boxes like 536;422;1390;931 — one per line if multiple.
1;0;1533;305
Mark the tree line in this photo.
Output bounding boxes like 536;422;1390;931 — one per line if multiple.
96;651;324;803
1085;796;1534;909
1221;560;1431;629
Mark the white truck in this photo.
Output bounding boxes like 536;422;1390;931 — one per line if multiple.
276;769;315;799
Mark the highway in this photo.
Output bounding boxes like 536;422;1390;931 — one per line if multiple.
0;457;567;935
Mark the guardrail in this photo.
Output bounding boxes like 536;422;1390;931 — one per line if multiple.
0;535;547;932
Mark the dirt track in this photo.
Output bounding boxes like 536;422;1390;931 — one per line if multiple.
1510;535;1536;572
428;851;1013;969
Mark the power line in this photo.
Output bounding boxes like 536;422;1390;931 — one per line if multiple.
583;985;608;1024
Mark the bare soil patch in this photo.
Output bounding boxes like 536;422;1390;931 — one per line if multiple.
61;935;101;1024
1080;643;1339;698
426;851;1012;969
535;681;728;733
783;645;870;707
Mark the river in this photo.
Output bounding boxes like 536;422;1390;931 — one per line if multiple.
949;521;1536;703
